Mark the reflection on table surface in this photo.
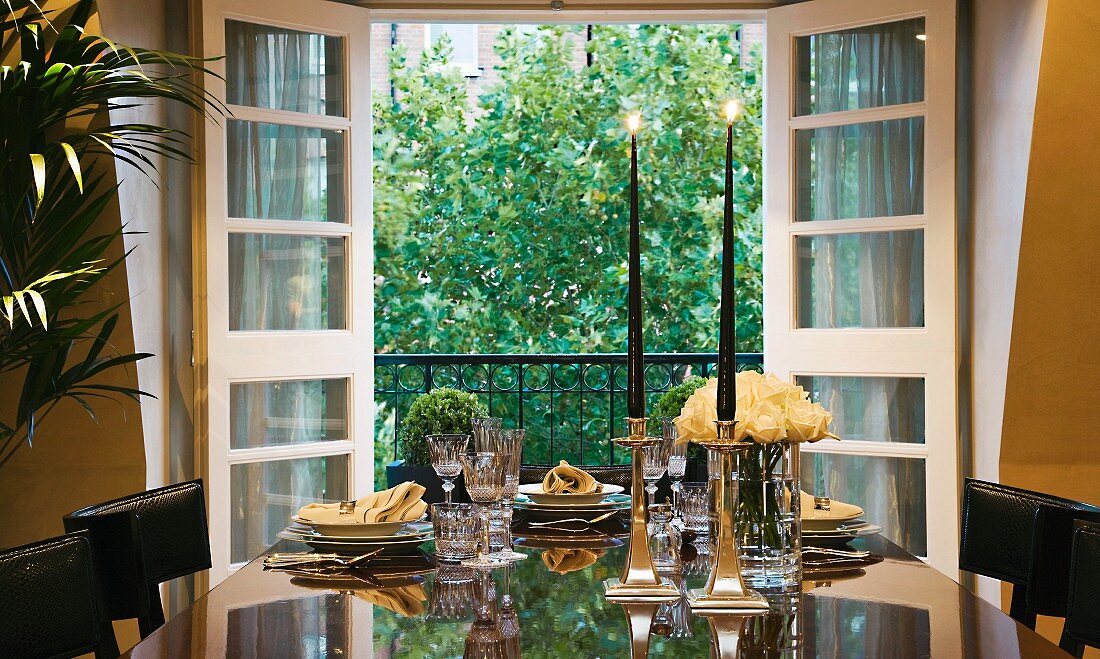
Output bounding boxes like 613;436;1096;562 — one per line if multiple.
125;534;1064;658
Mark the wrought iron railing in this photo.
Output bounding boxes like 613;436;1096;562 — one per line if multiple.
374;353;763;473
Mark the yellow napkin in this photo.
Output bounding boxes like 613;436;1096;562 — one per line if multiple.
799;490;864;520
297;482;428;524
541;461;601;494
350;584;427;617
541;548;602;574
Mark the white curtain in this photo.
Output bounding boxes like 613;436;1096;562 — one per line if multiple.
804;20;927;555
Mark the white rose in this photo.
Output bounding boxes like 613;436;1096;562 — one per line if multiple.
744;400;788;444
785;399;838;442
751;373;792;408
675;378;718;443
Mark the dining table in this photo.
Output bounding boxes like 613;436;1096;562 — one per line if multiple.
123;529;1066;658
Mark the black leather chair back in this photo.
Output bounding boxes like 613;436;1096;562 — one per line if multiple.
520;464;633;493
959;478;1100;627
1060;522;1100;657
64;479;211;640
0;532;108;659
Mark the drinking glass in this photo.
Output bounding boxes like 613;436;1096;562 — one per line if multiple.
432;502;480;561
492;428;526;562
426;564;479;621
661;418;688;520
461;451;508;569
428;434;470;504
680;482;711;537
470;416;503;452
647;503;680;571
642;433;671;507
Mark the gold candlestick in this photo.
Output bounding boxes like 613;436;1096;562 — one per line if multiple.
604;417;680;601
687;420;769;612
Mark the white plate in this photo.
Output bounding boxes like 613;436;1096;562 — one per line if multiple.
803;523;882;547
517;483;625;505
514;492;630;510
802;510;865;531
278;530;432;554
286;521;433;543
292;515;427;538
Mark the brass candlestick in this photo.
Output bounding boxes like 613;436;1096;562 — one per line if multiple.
604;417;680;601
687;420;769;612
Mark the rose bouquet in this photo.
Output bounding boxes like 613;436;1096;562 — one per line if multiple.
674;371;838;587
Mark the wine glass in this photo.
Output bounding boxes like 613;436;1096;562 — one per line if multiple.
470;416;503;452
461;451;508;569
491;428;526;562
642;432;671;507
427;434;470;504
661;418;688;520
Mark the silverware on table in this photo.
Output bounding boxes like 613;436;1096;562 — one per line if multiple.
527;510;618;527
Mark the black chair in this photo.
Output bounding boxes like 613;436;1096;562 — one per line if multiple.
520;464;633;492
1059;521;1100;657
959;478;1100;628
63;479;211;649
0;531;112;659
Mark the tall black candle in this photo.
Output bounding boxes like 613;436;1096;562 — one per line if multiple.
717;101;740;422
627;114;644;420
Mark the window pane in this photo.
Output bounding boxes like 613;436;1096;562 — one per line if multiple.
795;18;925;116
231;454;349;563
231;378;349;449
801;452;926;556
229;234;347;331
796;117;924;221
225;20;344;116
429;24;479;70
796;230;924;328
796;376;924;444
227;120;346;223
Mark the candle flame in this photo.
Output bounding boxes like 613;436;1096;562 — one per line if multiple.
627;113;641;133
725;100;741;124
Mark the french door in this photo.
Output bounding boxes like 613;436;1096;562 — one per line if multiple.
200;0;373;582
764;0;958;573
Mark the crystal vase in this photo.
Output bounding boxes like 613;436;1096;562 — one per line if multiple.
736;441;801;589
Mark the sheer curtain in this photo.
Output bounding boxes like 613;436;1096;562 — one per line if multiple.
225;22;344;561
804;20;927;555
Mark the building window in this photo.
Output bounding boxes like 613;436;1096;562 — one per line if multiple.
427;24;480;77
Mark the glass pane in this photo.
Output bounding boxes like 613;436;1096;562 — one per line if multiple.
796;117;924;221
231;454;349;563
231;378;349;449
796;230;924;328
801;452;926;556
796;376;924;444
227;120;346;223
229;233;347;331
225;20;344;116
795;18;925;116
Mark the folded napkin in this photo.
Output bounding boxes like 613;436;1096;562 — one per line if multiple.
541;548;602;574
297;482;428;524
799;490;864;520
541;460;602;494
350;583;427;617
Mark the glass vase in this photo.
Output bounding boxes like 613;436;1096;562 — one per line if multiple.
736;441;801;590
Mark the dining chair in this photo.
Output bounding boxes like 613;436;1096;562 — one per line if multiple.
63;479;212;646
1059;521;1100;657
520;464;633;492
959;478;1100;628
0;531;112;659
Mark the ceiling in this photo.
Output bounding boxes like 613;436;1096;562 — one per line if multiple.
345;0;788;10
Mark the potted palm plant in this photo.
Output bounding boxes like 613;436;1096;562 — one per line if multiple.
389;387;487;503
0;0;219;469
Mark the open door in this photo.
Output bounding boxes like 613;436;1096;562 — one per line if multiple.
764;0;958;574
199;0;373;583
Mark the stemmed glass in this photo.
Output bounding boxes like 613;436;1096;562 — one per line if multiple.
661;418;688;520
492;428;526;562
471;416;503;451
427;434;470;504
496;562;522;657
461;451;508;569
464;570;505;659
642;431;671;507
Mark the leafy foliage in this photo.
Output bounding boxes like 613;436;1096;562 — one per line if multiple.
374;24;763;356
0;0;219;470
651;375;708;420
398;387;488;466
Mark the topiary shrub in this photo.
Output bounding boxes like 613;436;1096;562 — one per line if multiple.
398;387;488;467
652;375;709;464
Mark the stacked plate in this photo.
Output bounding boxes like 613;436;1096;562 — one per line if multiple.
514;483;630;520
802;499;882;547
278;518;433;555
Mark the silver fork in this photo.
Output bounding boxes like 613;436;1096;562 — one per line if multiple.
527;511;618;527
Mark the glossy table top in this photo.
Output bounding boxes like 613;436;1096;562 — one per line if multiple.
125;533;1065;658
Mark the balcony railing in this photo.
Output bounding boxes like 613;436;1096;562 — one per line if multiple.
374;352;763;474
